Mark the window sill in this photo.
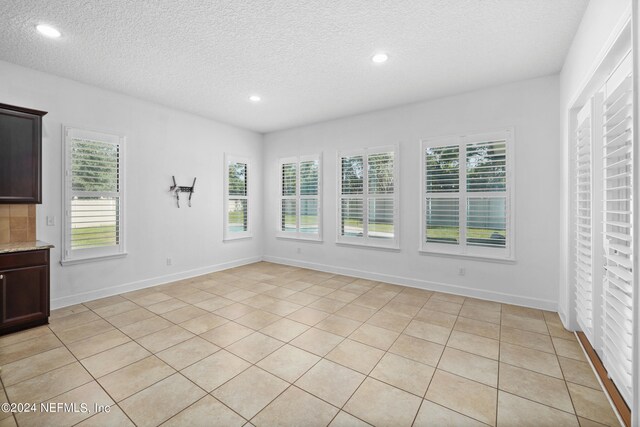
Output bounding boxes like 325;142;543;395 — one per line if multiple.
418;250;516;264
61;252;128;266
336;241;400;252
276;235;323;243
223;235;253;242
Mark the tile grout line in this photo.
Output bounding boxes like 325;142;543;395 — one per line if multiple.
6;320;580;424
415;300;497;426
217;272;366;424
2;264;612;427
319;284;433;424
84;299;259;425
408;293;446;427
228;278;426;425
32;326;138;427
254;280;431;426
234;266;596;424
549;321;582;423
0;375;19;427
57;299;226;408
11;292;482;424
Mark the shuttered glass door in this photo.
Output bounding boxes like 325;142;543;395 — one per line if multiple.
573;46;634;410
601;53;634;405
575;100;594;341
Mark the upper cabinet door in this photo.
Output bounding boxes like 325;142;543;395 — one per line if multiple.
0;103;47;204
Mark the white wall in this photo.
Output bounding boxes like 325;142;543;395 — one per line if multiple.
263;75;560;310
558;0;631;328
0;60;263;309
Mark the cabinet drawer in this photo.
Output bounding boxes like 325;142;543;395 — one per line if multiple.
0;250;49;270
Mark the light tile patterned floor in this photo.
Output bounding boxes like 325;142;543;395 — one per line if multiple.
0;262;621;427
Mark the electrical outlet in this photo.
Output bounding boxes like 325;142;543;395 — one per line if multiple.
458;267;466;276
166;257;172;266
46;216;56;226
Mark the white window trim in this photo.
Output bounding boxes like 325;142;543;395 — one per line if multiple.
419;128;515;261
336;145;400;250
223;153;252;241
61;126;127;265
276;154;323;241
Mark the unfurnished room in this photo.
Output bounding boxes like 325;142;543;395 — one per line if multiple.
0;0;638;426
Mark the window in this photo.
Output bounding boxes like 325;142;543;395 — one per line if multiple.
421;129;513;260
62;127;125;264
337;146;398;248
224;154;251;240
277;155;321;240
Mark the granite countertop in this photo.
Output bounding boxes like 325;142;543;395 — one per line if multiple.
0;241;54;254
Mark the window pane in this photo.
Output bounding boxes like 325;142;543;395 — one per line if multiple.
341;156;363;194
368;152;394;195
340;198;363;237
426;145;459;193
300;160;319;195
425;198;459;244
71;196;119;249
228;199;248;232
282;163;297;196
466;197;506;247
71;139;119;192
466;141;506;192
281;199;296;232
300;198;319;234
228;162;248;196
368;198;394;239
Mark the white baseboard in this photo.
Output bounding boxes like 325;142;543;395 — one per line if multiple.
263;255;558;311
51;256;262;309
52;254;558;312
558;309;568;328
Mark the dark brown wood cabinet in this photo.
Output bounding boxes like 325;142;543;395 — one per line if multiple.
0;103;47;204
0;249;50;335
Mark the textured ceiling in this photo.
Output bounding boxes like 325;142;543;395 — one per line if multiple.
0;0;588;133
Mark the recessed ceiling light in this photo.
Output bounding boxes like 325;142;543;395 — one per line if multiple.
249;95;261;102
372;52;388;64
36;24;61;38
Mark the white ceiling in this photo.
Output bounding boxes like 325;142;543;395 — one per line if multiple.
0;0;588;133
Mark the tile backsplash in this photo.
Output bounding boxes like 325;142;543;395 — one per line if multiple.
0;205;36;243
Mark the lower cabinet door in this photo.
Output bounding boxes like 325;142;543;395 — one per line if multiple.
0;265;49;327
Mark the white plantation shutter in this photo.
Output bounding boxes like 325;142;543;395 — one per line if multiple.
367;152;395;240
277;155;321;239
338;147;398;248
300;159;320;235
63;127;125;263
225;155;250;239
422;130;513;259
601;53;634;404
465;140;508;249
425;145;460;244
340;154;364;238
575;100;594;340
281;161;297;233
